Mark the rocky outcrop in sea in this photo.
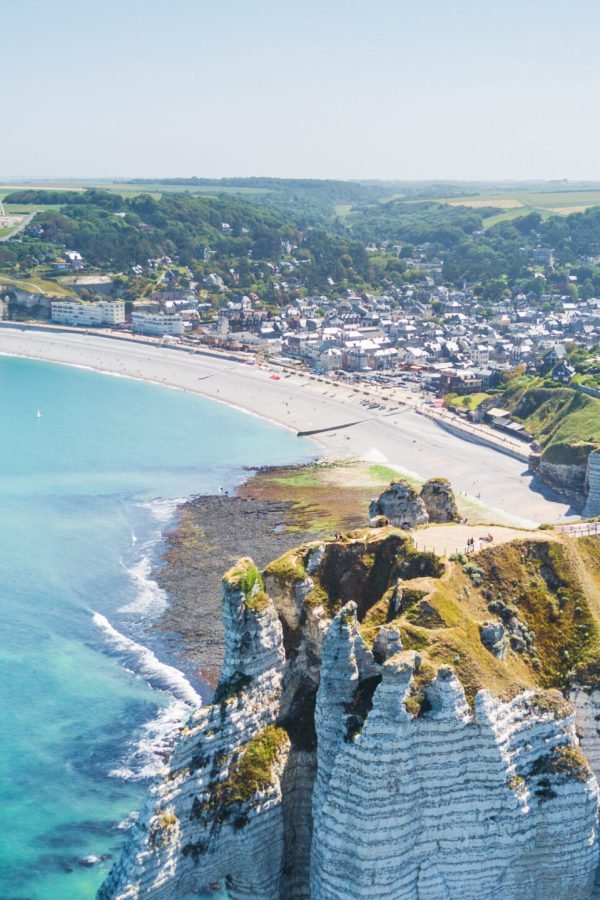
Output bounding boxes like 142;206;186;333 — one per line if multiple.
99;529;600;900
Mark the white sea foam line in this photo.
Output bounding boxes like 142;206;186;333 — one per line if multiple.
93;612;201;780
119;554;168;617
0;348;185;392
0;342;317;440
119;498;181;616
109;699;192;781
137;496;184;524
116;810;140;831
92;612;201;706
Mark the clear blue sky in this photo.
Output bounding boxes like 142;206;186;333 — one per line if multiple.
4;0;600;181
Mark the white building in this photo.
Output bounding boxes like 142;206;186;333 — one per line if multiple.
471;344;492;366
64;250;84;269
50;299;125;327
131;311;184;336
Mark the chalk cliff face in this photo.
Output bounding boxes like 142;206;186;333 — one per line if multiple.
369;478;460;529
100;531;600;900
538;458;587;499
419;477;460;523
369;480;429;528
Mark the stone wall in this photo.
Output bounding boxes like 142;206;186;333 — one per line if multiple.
584;451;600;518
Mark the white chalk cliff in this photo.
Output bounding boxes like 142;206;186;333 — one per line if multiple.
99;532;600;900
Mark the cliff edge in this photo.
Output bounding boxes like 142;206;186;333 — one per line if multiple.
99;529;600;899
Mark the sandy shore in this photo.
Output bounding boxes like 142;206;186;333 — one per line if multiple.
0;326;579;525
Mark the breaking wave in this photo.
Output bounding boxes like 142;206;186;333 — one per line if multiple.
108;700;192;781
92;612;201;781
119;553;168;617
92;612;200;706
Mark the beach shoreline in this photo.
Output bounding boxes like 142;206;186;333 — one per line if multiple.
0;325;579;525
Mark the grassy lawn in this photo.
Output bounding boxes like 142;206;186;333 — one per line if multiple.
0;272;77;298
444;392;491;411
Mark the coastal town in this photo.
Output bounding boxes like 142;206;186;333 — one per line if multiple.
2;236;599;395
3;219;600;483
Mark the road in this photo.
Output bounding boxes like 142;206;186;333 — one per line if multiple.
0;211;36;242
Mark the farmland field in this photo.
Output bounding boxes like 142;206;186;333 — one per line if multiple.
0;181;272;202
446;197;525;210
437;188;600;228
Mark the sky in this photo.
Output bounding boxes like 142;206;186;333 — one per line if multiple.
3;0;600;181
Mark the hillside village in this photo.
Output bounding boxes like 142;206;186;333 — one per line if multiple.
3;190;600;500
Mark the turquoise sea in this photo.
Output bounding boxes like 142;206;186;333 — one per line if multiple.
0;356;315;899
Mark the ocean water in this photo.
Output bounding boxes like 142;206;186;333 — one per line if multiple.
0;355;315;899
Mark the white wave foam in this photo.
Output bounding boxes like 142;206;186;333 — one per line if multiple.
109;699;191;781
92;612;201;707
116;810;140;831
93;612;201;781
138;497;183;525
119;554;168;617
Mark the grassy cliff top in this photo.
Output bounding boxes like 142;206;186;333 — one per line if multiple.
262;527;600;703
223;557;264;598
505;383;600;464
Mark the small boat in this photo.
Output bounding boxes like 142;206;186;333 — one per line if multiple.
36;409;42;418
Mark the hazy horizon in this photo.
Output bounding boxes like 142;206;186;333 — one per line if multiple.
3;176;600;187
5;0;600;181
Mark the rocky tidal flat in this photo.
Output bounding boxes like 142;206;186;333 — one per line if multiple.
153;461;379;686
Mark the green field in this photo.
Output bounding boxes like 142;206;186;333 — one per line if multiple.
3;202;61;214
0;181;272;203
436;188;600;228
444;392;492;411
334;203;354;218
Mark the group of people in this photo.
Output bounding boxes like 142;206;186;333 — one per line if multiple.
466;533;494;553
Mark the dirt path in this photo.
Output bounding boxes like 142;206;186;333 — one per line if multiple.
411;523;558;557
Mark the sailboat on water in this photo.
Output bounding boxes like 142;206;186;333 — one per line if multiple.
36;409;42;418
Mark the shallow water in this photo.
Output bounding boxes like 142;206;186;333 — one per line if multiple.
0;356;314;898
